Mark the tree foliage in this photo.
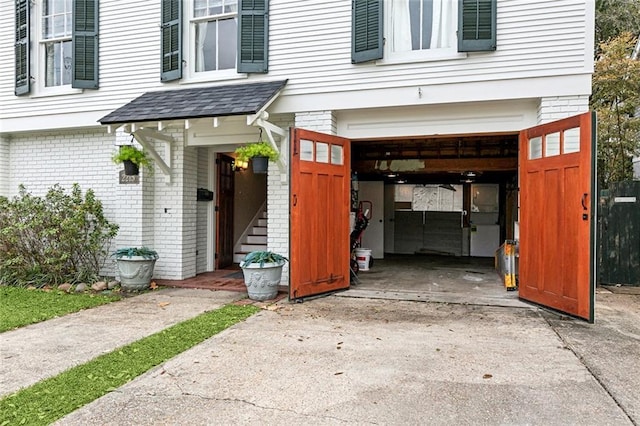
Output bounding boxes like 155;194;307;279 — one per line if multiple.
595;0;640;54
0;184;119;287
591;32;640;188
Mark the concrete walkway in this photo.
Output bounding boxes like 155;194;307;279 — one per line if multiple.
2;287;639;425
0;289;243;398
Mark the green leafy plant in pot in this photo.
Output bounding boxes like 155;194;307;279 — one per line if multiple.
112;145;153;176
234;142;279;174
112;247;159;291
239;251;288;300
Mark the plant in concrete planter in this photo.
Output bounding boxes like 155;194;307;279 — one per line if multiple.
239;251;288;301
234;142;279;174
112;145;153;176
112;247;159;291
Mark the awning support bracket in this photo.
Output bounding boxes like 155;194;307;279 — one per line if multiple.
132;128;173;183
247;111;288;183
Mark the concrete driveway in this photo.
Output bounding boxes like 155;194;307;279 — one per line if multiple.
55;289;639;425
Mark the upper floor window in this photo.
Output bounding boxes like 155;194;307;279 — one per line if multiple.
192;0;238;72
388;0;456;52
352;0;496;65
14;0;99;96
42;0;73;87
161;0;268;83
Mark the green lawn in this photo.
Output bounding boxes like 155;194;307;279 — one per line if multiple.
0;286;121;332
0;304;260;425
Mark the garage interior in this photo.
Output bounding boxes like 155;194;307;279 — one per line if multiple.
346;133;525;305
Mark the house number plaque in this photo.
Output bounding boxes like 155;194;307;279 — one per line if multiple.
119;170;139;184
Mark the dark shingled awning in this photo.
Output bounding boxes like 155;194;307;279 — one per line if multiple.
99;80;287;125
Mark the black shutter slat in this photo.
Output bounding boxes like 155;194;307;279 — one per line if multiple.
351;0;383;64
161;0;182;82
458;0;497;52
237;0;268;73
15;0;30;96
72;0;99;89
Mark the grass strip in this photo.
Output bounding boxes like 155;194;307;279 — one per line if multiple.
0;303;260;426
0;287;120;333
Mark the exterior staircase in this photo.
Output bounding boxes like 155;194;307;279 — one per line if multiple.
233;210;268;264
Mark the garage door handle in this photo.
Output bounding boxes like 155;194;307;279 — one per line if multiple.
293;194;297;207
581;193;588;211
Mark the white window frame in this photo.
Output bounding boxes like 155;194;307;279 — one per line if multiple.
379;0;466;66
34;0;81;97
184;0;246;84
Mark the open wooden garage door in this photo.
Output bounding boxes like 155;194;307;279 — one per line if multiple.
518;112;596;322
289;128;351;300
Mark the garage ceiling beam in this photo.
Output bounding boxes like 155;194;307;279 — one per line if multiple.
354;157;518;174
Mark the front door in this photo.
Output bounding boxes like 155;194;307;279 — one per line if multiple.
518;112;596;322
216;154;234;269
289;128;351;300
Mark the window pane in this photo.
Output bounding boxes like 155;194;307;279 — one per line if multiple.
62;40;71;85
218;18;237;70
545;132;560;157
391;0;454;52
564;127;580;153
194;0;207;17
529;136;542;159
316;143;329;163
224;0;238;13
300;140;314;162
195;21;217;72
331;145;343;165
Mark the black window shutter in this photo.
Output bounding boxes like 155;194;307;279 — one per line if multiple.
72;0;99;89
237;0;269;73
15;0;30;96
161;0;182;81
458;0;497;52
351;0;383;64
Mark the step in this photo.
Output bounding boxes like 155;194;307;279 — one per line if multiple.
246;235;267;244
257;218;267;227
241;243;267;252
252;226;267;235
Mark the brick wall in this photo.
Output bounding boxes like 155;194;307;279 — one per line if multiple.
196;147;210;274
538;95;590;123
0;136;9;197
8;128;119;276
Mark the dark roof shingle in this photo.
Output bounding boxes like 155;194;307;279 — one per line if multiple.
99;80;287;125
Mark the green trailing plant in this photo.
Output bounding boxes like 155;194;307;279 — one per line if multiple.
240;250;288;268
111;145;153;172
112;247;159;259
0;184;119;287
234;141;279;162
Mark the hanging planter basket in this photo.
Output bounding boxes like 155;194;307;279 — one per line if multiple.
123;160;140;176
251;156;269;174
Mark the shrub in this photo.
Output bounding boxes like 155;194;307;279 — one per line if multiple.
0;184;119;287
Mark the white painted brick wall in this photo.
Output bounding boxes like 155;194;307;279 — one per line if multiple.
196;147;210;274
8;128;120;277
0;136;9;197
538;96;590;123
266;114;294;285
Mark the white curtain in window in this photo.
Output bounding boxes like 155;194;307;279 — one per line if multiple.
390;0;412;52
430;0;453;49
196;22;208;72
390;0;454;51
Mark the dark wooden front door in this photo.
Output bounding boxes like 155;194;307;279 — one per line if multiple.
289;128;351;300
518;112;596;322
216;154;234;269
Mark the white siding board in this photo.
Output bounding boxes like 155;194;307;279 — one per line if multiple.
1;0;592;130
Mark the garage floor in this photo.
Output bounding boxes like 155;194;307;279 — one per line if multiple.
339;253;532;309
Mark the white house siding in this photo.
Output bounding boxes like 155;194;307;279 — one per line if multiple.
0;1;593;132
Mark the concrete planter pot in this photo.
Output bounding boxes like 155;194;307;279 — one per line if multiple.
240;262;284;301
115;256;157;291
